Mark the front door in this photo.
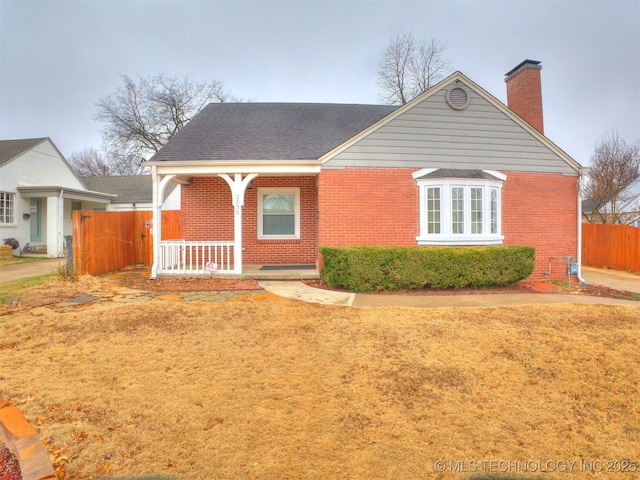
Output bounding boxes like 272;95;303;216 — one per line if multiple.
30;198;42;242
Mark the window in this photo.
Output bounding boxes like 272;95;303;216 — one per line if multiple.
426;187;440;234
452;187;465;234
257;187;300;239
470;187;483;234
413;169;505;245
0;192;15;224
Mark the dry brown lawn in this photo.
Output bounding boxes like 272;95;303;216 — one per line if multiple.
1;276;639;479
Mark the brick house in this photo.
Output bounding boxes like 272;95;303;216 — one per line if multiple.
147;60;586;281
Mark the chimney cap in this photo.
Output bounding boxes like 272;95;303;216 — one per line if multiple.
505;59;541;79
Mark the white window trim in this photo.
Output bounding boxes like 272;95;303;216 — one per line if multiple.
0;191;16;225
257;187;300;240
415;172;505;245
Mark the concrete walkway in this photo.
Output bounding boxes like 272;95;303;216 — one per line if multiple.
0;258;61;283
260;266;640;308
259;280;639;308
581;266;640;293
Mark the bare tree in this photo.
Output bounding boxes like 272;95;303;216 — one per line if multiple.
583;131;640;224
377;33;452;105
95;74;231;173
68;147;111;176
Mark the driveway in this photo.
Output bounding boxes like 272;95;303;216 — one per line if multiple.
581;266;640;293
0;258;61;283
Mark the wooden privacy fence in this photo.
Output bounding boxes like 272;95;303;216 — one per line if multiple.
582;223;640;272
72;210;182;275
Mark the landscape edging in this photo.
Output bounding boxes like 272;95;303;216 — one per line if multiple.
0;398;56;480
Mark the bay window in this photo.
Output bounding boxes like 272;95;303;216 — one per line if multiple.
413;169;505;245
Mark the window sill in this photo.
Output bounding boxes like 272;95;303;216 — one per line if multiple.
416;235;504;246
257;236;300;241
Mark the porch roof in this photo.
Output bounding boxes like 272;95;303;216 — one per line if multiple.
146;103;397;163
17;185;116;203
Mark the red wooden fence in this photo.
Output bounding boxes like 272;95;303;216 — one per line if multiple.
73;210;182;275
582;223;640;272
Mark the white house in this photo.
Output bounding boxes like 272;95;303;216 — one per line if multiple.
0;138;115;257
617;176;640;227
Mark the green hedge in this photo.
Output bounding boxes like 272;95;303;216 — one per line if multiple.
319;245;535;292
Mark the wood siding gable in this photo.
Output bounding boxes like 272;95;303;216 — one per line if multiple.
321;73;581;175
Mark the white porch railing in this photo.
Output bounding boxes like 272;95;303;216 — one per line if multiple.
158;240;235;275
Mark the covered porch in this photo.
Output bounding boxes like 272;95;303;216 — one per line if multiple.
149;160;322;279
155;244;320;279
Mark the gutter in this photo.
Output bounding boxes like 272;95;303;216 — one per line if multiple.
58;189;65;257
577;167;589;284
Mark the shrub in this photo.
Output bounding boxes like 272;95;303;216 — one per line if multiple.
319;245;535;292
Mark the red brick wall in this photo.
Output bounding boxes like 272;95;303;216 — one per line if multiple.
502;171;578;281
318;168;419;246
318;168;579;282
182;169;579;281
181;176;318;264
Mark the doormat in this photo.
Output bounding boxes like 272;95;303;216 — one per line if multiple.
259;265;316;271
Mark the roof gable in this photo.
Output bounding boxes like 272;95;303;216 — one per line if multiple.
0;137;89;190
321;72;582;175
149;103;397;163
0;138;48;166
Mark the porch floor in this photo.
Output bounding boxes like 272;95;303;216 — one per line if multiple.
242;264;320;280
159;264;320;280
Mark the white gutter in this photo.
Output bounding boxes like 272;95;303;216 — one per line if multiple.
577;167;589;283
58;189;64;257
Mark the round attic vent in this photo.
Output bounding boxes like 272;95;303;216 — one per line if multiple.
446;86;470;110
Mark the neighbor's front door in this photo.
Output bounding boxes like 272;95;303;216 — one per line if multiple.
30;198;42;242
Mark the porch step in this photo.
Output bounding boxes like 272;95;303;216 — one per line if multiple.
22;243;47;255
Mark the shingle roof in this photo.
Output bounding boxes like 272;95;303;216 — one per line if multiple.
0;138;47;166
149;103;398;162
82;175;176;203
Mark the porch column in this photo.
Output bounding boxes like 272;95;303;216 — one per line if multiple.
150;169;176;279
219;173;258;274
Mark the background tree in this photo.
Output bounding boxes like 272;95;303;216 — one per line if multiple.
94;74;232;174
68;147;112;176
583;131;640;224
377;33;452;105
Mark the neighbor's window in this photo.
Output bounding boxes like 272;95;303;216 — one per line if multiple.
0;192;15;224
257;187;300;239
413;169;505;245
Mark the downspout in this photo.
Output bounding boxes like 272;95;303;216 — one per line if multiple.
577;167;589;284
58;189;64;257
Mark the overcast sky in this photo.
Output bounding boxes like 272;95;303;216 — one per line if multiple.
1;0;638;166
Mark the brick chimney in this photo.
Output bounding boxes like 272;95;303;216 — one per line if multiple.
505;59;544;134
